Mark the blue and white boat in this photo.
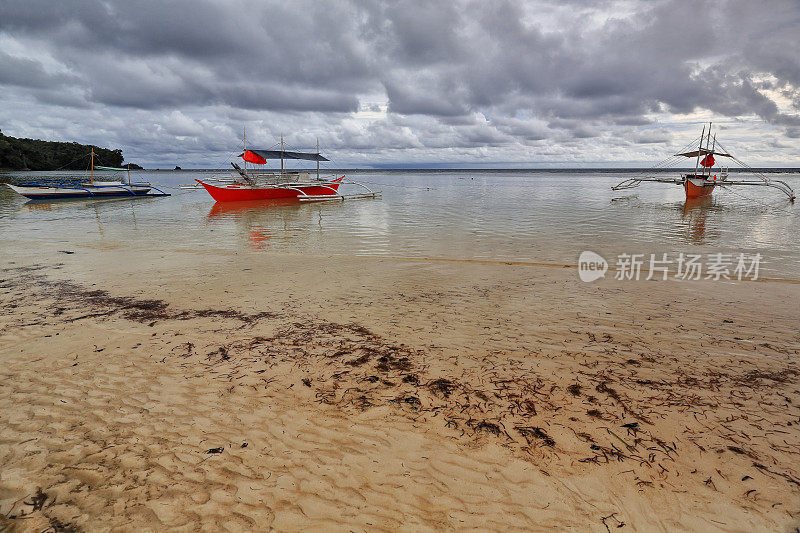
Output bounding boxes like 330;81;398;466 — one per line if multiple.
4;150;168;200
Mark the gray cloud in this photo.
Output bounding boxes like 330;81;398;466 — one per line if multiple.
0;52;67;88
633;128;672;144
0;0;798;166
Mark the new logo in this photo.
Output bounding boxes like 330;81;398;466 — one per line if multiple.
578;251;607;282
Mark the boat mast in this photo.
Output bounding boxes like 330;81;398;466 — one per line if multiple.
705;123;712;177
280;134;284;179
243;126;246;174
694;124;705;175
90;149;94;185
710;133;717;177
316;137;320;179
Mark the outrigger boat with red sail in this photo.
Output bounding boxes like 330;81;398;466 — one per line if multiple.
195;137;379;203
612;123;795;202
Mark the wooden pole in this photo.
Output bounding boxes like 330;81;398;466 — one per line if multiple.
705;123;712;177
694;125;705;175
711;134;716;175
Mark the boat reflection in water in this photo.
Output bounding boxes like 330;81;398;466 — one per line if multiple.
207;197;305;218
678;195;716;244
206;198;336;250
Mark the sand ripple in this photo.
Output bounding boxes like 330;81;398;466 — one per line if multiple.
1;264;799;531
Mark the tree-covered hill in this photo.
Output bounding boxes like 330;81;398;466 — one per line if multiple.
0;130;126;170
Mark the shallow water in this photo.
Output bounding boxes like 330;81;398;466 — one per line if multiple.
1;169;799;278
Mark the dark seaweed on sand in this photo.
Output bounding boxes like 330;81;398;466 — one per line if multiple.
5;266;800;509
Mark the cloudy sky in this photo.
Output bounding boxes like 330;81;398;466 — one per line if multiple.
1;0;799;168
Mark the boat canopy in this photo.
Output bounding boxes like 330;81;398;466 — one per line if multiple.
240;149;329;164
675;148;732;158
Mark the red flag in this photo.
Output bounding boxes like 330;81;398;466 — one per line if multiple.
240;150;267;164
700;154;715;167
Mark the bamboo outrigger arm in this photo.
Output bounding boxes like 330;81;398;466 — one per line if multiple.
294;180;382;202
612;175;795;200
611;124;796;202
611;176;683;190
717;178;796;200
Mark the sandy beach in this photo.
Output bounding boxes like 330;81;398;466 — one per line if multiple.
1;244;798;532
3;0;800;529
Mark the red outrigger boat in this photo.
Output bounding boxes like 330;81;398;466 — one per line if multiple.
195;139;379;203
196;174;346;202
613;123;795;202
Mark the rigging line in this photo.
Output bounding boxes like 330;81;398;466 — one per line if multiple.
713;138;772;183
88;149;129;172
615;134;708;190
732;158;773;184
90;153;116;167
217;146;246;169
716;176;794;210
627;134;704;180
50;151;92;173
716;184;793;212
349;179;436;190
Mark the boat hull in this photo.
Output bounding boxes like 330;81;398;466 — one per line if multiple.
5;183;152;200
683;176;715;199
196;177;344;202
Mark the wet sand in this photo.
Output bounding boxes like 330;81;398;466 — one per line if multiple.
1;246;799;531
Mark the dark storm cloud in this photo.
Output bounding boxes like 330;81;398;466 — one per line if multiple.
369;0;800;133
0;0;799;165
384;74;470;117
0;51;79;91
0;0;373;112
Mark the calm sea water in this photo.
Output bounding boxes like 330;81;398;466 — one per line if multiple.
1;169;799;278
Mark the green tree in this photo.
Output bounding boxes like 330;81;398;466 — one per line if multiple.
0;131;126;170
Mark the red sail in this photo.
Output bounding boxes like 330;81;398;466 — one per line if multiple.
700;154;715;167
241;150;267;165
